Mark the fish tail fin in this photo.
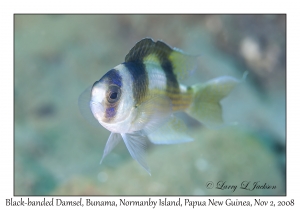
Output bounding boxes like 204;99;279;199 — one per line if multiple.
186;76;239;128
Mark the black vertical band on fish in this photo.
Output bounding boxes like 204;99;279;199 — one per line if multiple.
123;62;149;106
154;41;180;97
98;68;123;87
160;56;180;96
125;38;180;102
95;69;123;121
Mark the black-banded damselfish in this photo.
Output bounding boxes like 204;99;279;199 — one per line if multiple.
79;38;239;175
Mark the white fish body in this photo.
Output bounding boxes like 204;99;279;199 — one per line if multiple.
79;38;239;174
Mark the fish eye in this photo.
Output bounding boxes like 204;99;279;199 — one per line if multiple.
110;92;118;99
107;85;121;103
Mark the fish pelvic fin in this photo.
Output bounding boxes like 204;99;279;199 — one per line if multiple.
186;76;239;128
121;132;151;175
100;132;122;164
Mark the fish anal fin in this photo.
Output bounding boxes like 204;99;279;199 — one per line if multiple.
148;115;193;144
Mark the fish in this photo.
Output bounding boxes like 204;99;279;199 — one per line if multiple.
78;38;239;175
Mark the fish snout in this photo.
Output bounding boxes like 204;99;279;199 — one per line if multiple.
90;100;105;120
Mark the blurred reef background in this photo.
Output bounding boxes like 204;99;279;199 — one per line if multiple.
14;14;286;195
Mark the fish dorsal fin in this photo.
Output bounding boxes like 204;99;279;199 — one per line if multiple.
125;38;198;81
147;115;193;144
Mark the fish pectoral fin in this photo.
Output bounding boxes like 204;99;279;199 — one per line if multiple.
132;94;172;135
78;86;102;127
148;115;193;144
100;132;122;164
121;132;151;175
186;76;239;128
